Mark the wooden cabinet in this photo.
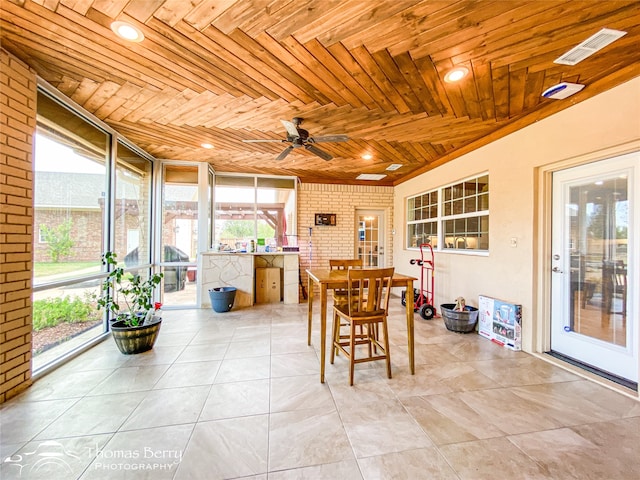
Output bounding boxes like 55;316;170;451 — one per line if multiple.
255;267;281;303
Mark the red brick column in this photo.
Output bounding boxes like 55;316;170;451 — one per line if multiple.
0;49;37;402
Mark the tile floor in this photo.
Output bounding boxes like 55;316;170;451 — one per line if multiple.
2;300;640;479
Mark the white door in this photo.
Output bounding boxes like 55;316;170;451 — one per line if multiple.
356;210;385;267
551;152;638;383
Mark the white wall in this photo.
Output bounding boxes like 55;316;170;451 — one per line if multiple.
393;76;640;353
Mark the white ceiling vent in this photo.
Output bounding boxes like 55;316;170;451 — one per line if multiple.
356;173;387;181
554;28;627;65
386;164;403;171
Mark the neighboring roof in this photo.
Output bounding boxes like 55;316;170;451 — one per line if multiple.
35;172;153;208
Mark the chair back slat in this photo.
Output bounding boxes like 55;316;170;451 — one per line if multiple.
346;267;394;316
329;259;363;270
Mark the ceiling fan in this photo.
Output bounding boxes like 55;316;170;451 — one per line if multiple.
242;117;348;161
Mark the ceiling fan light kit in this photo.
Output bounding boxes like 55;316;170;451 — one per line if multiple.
243;117;348;161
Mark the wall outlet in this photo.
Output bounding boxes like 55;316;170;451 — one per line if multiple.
510;237;517;248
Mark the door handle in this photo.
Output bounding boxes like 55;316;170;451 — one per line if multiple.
552;266;563;273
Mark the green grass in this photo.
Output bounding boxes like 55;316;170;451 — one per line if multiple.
34;261;101;277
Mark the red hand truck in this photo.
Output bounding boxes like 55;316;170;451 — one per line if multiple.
402;243;436;319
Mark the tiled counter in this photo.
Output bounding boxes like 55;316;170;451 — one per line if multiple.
200;252;300;308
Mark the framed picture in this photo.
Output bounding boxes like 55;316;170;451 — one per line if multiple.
315;213;336;226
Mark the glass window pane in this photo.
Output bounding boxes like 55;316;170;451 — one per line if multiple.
34;93;108;284
162;165;198;262
115;142;152;267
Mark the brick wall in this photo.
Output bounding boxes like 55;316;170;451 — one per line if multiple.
297;183;394;294
0;49;37;402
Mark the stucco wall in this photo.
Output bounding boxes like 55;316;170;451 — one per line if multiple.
393;76;640;353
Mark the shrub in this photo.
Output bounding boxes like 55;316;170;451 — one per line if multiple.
33;294;100;331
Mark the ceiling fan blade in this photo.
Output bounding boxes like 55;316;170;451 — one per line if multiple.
242;139;286;143
276;146;294;160
281;119;299;138
309;134;349;143
305;144;333;161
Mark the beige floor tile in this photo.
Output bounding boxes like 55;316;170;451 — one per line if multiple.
340;398;433;458
268;460;363;479
270;374;335;413
447;337;526;362
509;380;640;426
153;360;221;389
1;434;111;480
328;374;397;410
470;355;581;387
81;424;192;480
569;416;640;477
401;394;506;445
174;343;228;363
122;346;185;367
269;407;353;471
188;326;234;345
224;337;271;359
214;355;271;383
121;385;210;430
36;392;146;439
152;331;197;347
88;365;169;395
358;447;459;480
232;325;271;342
439;436;556;479
174;416;268;479
456;387;565;435
0;398;77;444
270;351;320;377
5;304;638;480
383;365;454;397
199;379;270;421
508;425;636;480
17;368;116;401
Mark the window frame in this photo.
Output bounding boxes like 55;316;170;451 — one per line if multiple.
406;172;489;254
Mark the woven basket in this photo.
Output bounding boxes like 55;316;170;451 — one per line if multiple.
440;304;479;333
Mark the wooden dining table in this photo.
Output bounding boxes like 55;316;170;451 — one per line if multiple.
306;268;417;383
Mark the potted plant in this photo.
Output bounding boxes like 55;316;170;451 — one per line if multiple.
98;251;164;354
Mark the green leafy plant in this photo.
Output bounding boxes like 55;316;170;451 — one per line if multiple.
33;293;100;331
41;219;74;262
97;251;163;327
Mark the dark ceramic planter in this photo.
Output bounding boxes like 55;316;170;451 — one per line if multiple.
111;316;162;354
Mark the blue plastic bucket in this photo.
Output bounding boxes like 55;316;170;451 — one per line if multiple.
209;287;237;313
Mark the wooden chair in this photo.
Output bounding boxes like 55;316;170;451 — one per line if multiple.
329;258;363;308
330;267;394;386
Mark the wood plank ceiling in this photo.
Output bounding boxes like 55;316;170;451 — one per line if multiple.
2;0;639;185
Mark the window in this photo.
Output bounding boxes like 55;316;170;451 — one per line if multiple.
114;141;153;263
33;89;111;370
407;174;489;252
407;190;438;248
214;175;297;251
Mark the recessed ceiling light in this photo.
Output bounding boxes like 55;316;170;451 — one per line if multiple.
201;143;214;149
356;173;387;181
111;21;144;42
444;66;469;83
362;153;373;160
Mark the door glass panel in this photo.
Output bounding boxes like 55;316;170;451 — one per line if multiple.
162;164;198;306
568;177;628;346
357;213;381;267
